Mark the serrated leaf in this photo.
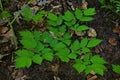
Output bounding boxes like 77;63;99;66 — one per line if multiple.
73;63;86;73
20;38;37;49
50;39;58;48
91;55;106;64
0;11;11;19
80;16;94;21
21;6;33;21
43;52;53;62
56;52;70;62
56;16;63;25
84;53;90;61
70;40;80;51
54;42;66;51
47;20;57;26
68;53;77;59
80;37;88;48
87;38;102;48
15;57;32;68
15;49;34;57
32;10;46;22
41;32;53;43
35;42;44;52
91;64;106;76
19;30;34;39
56;48;70;62
84;8;96;16
77;25;89;32
32;54;43;64
47;13;58;21
33;30;41;41
59;25;66;33
112;64;120;74
63;10;74;21
75;8;83;19
82;47;90;53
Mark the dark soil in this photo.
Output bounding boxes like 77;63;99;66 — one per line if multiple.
0;0;120;80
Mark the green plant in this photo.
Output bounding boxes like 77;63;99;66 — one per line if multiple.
99;0;120;14
21;5;47;22
15;8;107;76
112;64;120;74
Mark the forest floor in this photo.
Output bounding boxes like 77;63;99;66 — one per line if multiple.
0;0;120;80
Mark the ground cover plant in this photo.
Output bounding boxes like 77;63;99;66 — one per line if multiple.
0;0;120;80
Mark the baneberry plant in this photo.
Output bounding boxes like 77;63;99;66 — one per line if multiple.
15;8;107;76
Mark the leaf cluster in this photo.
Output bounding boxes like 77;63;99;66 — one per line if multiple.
15;8;107;76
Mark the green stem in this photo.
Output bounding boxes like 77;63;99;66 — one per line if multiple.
0;0;3;11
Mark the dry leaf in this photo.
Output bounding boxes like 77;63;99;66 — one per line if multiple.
108;38;117;46
81;0;88;9
113;26;120;34
87;75;97;80
51;64;60;72
88;28;97;37
30;0;37;6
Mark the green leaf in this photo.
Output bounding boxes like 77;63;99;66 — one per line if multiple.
35;42;44;52
77;25;89;32
33;30;41;41
20;38;37;49
15;57;32;68
47;20;57;26
32;10;46;22
54;42;66;51
80;16;94;21
73;63;86;73
68;53;77;59
63;10;74;21
112;64;120;74
32;54;43;64
59;25;66;33
19;30;34;39
84;8;96;16
43;52;53;62
47;13;58;21
80;37;88;48
70;40;80;51
82;47;90;53
21;5;33;21
91;64;106;76
15;49;34;57
91;55;106;64
0;11;11;19
41;32;53;43
56;48;70;62
84;53;90;61
75;8;83;19
50;39;58;48
87;38;102;48
56;16;63;25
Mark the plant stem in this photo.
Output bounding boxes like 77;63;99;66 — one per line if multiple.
0;0;3;11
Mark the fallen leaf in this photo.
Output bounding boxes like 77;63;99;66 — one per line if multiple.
108;38;117;46
88;28;97;37
51;64;60;72
30;0;37;6
81;0;88;10
87;75;97;80
113;26;120;36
